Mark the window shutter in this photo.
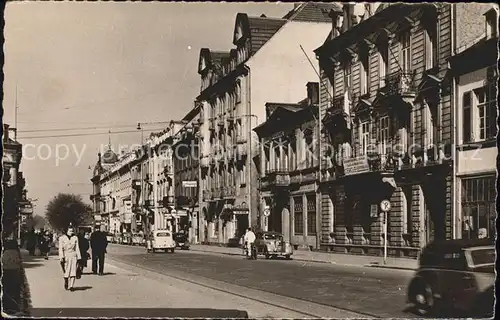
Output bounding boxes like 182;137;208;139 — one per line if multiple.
462;91;472;143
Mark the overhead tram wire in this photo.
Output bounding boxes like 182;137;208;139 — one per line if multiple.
17;128;161;140
18;122;170;134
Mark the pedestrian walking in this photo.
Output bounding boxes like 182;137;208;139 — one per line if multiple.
38;231;51;260
58;227;81;291
90;228;108;275
76;229;90;279
243;227;256;259
26;228;36;256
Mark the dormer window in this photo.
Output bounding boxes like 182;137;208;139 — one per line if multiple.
485;8;498;39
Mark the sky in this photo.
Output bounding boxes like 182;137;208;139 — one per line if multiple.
3;1;293;216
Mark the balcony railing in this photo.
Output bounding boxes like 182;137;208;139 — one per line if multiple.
213;187;221;198
202;190;211;201
265;169;290;188
236;135;247;144
383;71;416;98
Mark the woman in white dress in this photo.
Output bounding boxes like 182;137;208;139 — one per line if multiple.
58;227;81;291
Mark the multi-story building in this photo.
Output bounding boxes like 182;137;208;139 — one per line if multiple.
314;3;497;258
172;104;201;243
149;122;183;232
254;82;320;248
197;2;341;244
449;6;498;240
2;124;29;244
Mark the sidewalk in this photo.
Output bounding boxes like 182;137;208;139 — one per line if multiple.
21;250;315;318
190;244;419;270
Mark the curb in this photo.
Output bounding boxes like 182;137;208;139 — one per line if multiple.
189;248;417;271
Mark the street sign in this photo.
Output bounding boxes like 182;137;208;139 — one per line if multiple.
263;208;271;217
182;181;198;188
380;199;391;212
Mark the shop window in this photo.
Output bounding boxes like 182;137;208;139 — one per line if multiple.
306;195;317;235
461;176;496;239
294;197;304;235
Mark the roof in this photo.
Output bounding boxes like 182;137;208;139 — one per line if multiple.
283;2;342;23
423;238;495;252
246;16;287;55
102;148;118;164
254;103;317;137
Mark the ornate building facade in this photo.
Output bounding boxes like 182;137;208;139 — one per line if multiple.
254;83;321;249
316;3;454;257
197;2;339;244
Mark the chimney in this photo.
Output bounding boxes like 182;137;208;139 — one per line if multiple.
306;82;319;106
484;8;498;40
3;124;9;142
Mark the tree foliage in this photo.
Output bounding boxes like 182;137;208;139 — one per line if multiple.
25;215;47;230
45;193;92;232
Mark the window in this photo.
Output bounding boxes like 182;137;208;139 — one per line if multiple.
306;195;317;235
378;116;390;154
305;133;314;168
475;85;497;141
344;60;352;90
274;142;281;171
282;141;289;171
462;91;472;143
378;42;389;87
290;136;297;171
240;163;246;185
264;144;270;173
294;197;304;235
424;21;438;69
235;81;241;104
400;32;411;72
360;51;370;95
360;121;371;155
461;176;496;239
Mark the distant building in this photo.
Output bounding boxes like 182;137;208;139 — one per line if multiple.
2;124;29;243
172;102;201;243
197;2;340;244
254;83;320;248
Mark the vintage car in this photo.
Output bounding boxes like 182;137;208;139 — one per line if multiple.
147;230;175;253
132;233;145;246
173;232;190;250
254;231;293;260
105;232;114;243
407;238;494;317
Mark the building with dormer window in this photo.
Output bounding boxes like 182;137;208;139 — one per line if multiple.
315;3;494;258
197;2;341;245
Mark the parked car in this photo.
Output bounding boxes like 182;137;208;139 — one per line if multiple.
173;232;190;250
121;233;132;245
105;232;113;243
132;233;145;246
407;238;494;317
148;230;175;253
254;231;293;260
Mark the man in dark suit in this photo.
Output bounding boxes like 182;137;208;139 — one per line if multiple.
90;228;108;275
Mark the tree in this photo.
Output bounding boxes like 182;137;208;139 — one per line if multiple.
25;215;47;230
45;193;92;232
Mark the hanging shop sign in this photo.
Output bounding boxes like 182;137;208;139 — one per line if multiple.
343;155;370;176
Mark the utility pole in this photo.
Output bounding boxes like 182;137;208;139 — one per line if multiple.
14;83;18;141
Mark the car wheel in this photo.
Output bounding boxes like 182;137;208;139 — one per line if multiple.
285;255;291;260
152;248;156;253
414;283;435;316
264;250;270;259
170;248;175;253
